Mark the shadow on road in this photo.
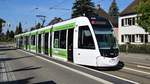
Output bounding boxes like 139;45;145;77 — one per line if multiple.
0;77;34;84
85;61;125;71
0;55;34;62
0;48;16;51
34;81;57;84
9;66;42;72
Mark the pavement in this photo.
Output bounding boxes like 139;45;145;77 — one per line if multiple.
0;44;150;84
119;52;150;66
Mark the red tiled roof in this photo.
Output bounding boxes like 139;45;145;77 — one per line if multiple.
120;0;140;16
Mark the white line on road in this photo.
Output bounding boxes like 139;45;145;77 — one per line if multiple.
124;67;150;75
132;62;150;67
6;61;16;81
137;65;150;70
1;59;8;82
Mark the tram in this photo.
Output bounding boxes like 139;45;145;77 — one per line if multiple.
15;16;119;67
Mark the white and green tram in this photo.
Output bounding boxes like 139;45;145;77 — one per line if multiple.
15;16;119;67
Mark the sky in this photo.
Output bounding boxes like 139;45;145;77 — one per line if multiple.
0;0;134;32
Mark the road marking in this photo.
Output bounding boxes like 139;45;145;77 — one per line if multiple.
1;63;8;82
19;50;113;84
137;65;150;70
124;67;150;75
6;61;16;81
132;62;150;67
74;64;139;84
19;50;139;84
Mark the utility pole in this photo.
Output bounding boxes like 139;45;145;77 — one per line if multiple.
36;15;46;27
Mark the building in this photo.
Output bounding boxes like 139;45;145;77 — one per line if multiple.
118;0;150;44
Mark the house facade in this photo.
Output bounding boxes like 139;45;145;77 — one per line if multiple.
118;0;150;44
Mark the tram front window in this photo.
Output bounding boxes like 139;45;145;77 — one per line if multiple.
93;27;118;57
96;34;116;49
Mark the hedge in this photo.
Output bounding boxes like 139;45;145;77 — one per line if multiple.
119;44;150;54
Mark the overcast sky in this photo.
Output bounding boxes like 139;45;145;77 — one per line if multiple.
0;0;133;32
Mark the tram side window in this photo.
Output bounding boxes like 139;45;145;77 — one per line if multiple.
78;26;95;49
53;30;66;49
60;30;66;49
54;31;59;48
31;35;35;45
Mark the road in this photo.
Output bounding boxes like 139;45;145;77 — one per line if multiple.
0;44;150;84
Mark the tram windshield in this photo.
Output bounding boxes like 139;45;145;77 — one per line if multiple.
93;26;117;49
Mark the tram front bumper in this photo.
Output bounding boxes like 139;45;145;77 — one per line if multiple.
96;56;119;67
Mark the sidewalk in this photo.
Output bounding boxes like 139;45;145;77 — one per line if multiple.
119;52;150;66
0;52;16;83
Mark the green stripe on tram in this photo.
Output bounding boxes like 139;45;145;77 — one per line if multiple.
53;22;75;32
52;48;67;59
30;45;36;50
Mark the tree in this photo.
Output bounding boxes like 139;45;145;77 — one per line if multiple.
108;0;119;21
109;0;119;16
0;18;5;34
15;22;23;35
6;29;10;38
15;26;19;35
137;0;150;32
18;22;23;33
9;30;14;38
72;0;96;18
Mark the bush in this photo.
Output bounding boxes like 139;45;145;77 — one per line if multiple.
119;44;150;54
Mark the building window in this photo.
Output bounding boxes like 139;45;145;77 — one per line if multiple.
121;35;124;42
140;34;144;42
122;17;137;26
132;17;135;25
128;35;131;42
121;19;124;26
125;18;128;26
131;35;135;42
145;34;148;43
128;18;132;26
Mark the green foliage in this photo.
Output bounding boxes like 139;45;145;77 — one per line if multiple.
15;22;23;35
119;44;150;54
0;30;15;42
72;0;96;18
0;18;5;34
108;0;119;17
10;30;15;38
137;0;150;32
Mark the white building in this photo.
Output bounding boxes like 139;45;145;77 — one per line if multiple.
118;0;150;44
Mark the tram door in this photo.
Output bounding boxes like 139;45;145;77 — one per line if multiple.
44;33;49;55
67;29;74;62
38;34;41;53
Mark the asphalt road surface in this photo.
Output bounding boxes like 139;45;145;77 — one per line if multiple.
0;44;150;84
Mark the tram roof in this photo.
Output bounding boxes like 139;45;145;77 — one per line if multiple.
15;17;90;37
